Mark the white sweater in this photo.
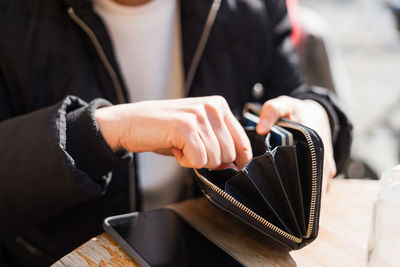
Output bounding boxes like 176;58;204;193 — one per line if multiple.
93;0;186;210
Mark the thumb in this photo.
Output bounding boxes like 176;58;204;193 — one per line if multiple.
257;96;298;135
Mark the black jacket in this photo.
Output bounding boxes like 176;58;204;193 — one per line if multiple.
0;0;352;265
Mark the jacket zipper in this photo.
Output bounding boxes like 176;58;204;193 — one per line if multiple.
184;0;221;94
67;7;139;211
195;121;319;243
68;1;221;101
67;7;125;105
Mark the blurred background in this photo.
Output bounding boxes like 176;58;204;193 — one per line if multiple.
292;0;400;179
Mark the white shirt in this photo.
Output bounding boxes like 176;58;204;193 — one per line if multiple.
93;0;186;210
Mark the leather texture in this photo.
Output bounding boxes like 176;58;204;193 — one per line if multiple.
194;119;324;250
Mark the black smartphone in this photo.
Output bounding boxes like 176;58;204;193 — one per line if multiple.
103;208;244;267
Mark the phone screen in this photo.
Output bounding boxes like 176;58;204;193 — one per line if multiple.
106;208;244;267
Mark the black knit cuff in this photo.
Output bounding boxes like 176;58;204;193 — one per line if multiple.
66;98;130;183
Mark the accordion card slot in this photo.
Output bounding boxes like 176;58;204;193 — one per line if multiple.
293;140;314;221
273;145;306;236
224;171;292;234
244;154;301;237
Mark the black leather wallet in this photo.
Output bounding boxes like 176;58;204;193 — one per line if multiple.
194;119;324;250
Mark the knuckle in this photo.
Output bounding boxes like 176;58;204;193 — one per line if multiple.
211;95;229;108
206;149;221;169
243;145;253;160
263;100;279;113
188;106;207;124
187;148;207;169
178;117;193;130
211;95;225;102
207;159;221;170
176;117;196;136
204;102;219;115
218;95;228;105
193;160;206;169
224;150;236;163
213;150;222;164
238;143;251;158
277;95;295;104
194;110;207;125
204;96;231;120
277;95;290;101
187;105;203;116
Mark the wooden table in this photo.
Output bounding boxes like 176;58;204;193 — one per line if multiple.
52;179;380;267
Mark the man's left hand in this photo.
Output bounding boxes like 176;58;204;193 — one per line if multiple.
256;96;336;195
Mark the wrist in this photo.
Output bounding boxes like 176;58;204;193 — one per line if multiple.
94;106;124;151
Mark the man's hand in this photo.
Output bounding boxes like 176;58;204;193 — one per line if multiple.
94;96;252;169
256;96;336;194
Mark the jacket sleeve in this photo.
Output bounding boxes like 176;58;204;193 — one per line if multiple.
0;88;128;240
264;0;353;174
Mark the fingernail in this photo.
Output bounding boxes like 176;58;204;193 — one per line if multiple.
257;119;269;134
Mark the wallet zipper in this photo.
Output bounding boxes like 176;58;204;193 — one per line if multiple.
277;120;318;239
195;169;303;243
195;121;318;243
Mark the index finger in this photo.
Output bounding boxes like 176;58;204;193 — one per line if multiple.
224;112;252;169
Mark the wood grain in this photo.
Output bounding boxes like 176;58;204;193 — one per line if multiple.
52;179;380;267
52;233;138;267
290;179;380;267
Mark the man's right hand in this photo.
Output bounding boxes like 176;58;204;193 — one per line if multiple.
94;96;253;169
